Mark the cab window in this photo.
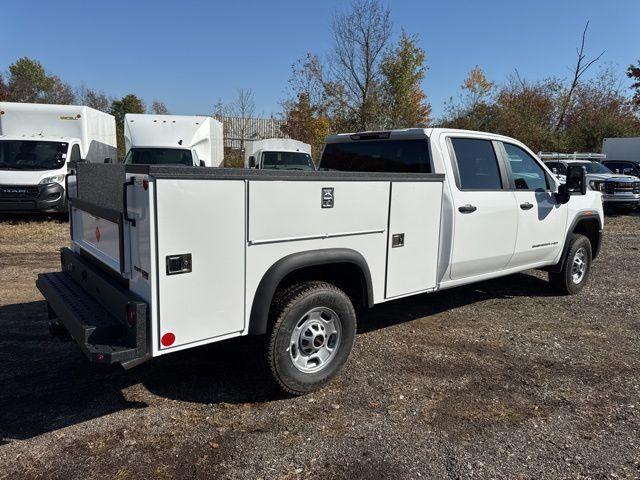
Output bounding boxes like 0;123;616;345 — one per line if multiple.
450;138;503;190
503;143;549;190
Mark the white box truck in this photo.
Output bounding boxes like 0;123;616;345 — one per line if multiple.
0;102;117;212
245;138;314;170
37;128;603;395
124;114;223;167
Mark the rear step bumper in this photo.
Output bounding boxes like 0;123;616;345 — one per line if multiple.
36;248;149;368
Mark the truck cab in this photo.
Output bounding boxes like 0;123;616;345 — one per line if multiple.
124;114;224;167
245;138;314;171
0;103;116;213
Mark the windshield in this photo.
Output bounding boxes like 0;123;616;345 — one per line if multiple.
125;148;193;166
0;140;68;170
261;151;314;171
573;162;613;174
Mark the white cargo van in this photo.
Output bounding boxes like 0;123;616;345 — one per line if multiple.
245;138;314;170
124;114;223;167
38;128;603;395
0;102;117;212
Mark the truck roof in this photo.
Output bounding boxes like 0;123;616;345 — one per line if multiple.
325;128;529;144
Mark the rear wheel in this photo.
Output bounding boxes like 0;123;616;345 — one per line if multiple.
549;234;592;295
266;281;356;395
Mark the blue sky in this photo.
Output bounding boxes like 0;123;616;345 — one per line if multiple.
2;0;639;120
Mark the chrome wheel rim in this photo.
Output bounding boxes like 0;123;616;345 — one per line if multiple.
289;307;342;373
571;247;587;284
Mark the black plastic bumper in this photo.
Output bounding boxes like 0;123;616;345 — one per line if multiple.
36;248;149;368
0;182;66;212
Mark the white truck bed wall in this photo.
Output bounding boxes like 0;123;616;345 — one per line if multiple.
124;114;224;167
112;167;444;354
244;138;312;164
602;137;640;161
0;102;117;162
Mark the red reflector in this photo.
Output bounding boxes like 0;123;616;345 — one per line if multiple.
143;179;149;190
161;332;175;347
126;305;136;327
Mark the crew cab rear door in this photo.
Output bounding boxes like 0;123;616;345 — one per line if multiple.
444;135;518;280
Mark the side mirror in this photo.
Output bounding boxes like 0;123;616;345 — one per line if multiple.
199;160;205;167
555;165;586;204
566;164;587;195
248;156;256;168
103;158;112;164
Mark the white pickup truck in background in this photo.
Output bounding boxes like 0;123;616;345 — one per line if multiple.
37;128;603;394
0;102;117;213
124;114;224;167
245;138;314;170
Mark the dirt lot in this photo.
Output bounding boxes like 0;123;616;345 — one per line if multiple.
0;213;639;479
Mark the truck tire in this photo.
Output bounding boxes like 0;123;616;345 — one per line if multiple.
549;234;592;295
267;281;356;395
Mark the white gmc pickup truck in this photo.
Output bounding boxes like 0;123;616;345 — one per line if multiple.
37;128;603;394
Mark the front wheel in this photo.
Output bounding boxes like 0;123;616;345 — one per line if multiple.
549;234;592;295
266;281;357;395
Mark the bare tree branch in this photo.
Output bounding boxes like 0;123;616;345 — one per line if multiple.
555;21;605;132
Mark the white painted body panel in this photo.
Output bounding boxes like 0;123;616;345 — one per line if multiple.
155;179;246;350
509;190;568;267
385;182;443;298
248;181;388;244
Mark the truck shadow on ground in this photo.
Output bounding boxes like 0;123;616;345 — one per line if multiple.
0;271;555;441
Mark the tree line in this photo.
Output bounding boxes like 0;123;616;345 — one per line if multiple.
2;0;640;161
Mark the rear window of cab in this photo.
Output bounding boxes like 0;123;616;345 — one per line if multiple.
319;139;431;173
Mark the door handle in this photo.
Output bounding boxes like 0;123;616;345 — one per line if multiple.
520;202;534;210
458;204;477;213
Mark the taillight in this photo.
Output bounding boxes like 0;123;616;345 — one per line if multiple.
142;179;149;190
126;304;136;328
161;332;176;347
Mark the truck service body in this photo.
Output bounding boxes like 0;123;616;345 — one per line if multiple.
37;128;603;393
0;102;117;212
124;114;224;167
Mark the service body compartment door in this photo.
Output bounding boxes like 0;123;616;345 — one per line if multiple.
386;181;443;298
155;179;246;349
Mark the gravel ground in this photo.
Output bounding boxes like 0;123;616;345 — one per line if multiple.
0;213;639;479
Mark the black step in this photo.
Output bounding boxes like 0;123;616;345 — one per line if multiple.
37;271;139;364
